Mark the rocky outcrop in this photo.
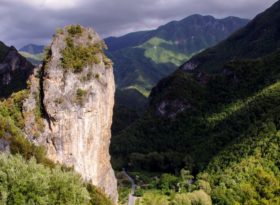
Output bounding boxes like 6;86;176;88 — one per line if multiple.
23;26;118;203
157;99;191;119
0;41;34;97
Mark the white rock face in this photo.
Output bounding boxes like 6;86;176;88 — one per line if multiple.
24;26;118;203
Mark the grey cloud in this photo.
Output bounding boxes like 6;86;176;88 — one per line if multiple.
0;0;277;48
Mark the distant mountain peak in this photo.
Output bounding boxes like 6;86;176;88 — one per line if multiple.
19;44;44;54
181;0;280;73
182;14;214;20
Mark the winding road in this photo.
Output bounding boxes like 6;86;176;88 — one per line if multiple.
122;170;137;205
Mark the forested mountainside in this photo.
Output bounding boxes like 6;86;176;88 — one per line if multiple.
105;15;249;96
111;1;280;204
108;15;249;137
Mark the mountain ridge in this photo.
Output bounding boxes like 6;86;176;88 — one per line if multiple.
182;1;280;73
106;14;249;51
105;14;249;95
19;44;44;54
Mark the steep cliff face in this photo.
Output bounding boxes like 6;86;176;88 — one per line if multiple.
23;26;118;203
0;41;34;97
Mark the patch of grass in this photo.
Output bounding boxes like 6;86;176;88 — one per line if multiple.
87;183;114;205
61;41;103;73
34;91;45;133
81;72;100;82
95;73;100;79
54;97;64;104
76;88;87;105
56;28;64;35
118;187;130;205
0;90;54;167
139;37;190;66
0;90;29;128
102;53;113;68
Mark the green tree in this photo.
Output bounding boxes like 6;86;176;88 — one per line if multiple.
158;174;179;194
179;169;194;192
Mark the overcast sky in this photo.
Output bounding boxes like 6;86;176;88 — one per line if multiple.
0;0;277;48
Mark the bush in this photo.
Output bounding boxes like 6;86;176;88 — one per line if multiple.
171;193;191;205
34;91;45;133
187;190;212;205
61;42;102;72
56;28;64;35
158;174;179;193
67;25;83;36
61;25;108;73
76;88;87;105
171;191;212;205
134;187;144;197
87;184;113;205
0;90;53;167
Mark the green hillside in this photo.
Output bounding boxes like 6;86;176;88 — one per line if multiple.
19;51;44;66
107;15;248;137
19;44;45;66
106;15;249;96
107;47;175;97
19;44;44;54
112;89;148;136
139;37;191;66
111;1;280;204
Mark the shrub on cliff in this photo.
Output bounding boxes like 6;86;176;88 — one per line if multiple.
67;25;83;36
61;41;103;72
0;90;52;166
87;184;113;205
76;88;88;105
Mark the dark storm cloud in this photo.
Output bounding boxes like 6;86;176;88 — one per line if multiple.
0;0;277;48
